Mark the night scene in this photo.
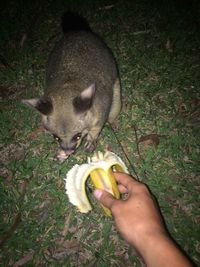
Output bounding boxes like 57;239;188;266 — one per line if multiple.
0;0;199;266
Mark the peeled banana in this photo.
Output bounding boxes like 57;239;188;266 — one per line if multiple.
65;151;129;216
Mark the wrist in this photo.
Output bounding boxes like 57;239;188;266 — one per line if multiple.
130;229;168;258
137;232;192;267
140;231;171;257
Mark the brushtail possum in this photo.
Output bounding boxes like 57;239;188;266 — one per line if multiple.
23;12;121;160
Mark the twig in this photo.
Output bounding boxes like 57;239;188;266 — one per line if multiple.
108;123;139;180
132;124;142;160
131;30;150;35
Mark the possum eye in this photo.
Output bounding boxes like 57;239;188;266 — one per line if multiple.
53;134;61;142
72;133;82;142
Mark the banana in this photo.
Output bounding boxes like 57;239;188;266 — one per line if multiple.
65;151;128;216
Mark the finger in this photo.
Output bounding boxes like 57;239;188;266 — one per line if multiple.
114;172;148;194
114;172;140;189
118;184;128;193
94;189;116;209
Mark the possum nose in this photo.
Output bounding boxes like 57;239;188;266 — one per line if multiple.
60;141;75;152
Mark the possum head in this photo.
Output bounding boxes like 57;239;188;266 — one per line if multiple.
22;83;95;157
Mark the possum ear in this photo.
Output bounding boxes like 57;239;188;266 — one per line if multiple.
73;83;95;113
22;97;53;115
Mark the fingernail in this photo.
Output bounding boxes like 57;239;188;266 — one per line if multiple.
94;189;103;199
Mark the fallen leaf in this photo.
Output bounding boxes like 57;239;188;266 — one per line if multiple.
139;133;161;148
20;33;27;48
178;102;187;113
62;239;79;252
0;84;27;99
60;213;72;238
165;39;173;52
0;167;13;180
191;98;200;107
0;144;25;164
27;126;45;140
99;5;114;10
0;213;21;248
48;239;79;260
13;250;34;267
148;71;159;82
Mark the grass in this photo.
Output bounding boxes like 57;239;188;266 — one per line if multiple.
0;0;200;266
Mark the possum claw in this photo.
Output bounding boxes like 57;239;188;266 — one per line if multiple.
84;140;96;153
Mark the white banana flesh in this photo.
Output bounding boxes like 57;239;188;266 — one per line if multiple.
65;151;129;216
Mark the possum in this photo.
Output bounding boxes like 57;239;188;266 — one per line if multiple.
23;12;121;160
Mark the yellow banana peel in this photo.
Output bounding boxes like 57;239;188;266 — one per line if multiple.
65;151;129;216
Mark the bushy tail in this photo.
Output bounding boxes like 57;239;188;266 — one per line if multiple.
61;11;91;33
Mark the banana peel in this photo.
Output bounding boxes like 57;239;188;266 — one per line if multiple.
65;151;129;216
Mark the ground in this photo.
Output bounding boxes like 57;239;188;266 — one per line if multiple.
0;0;200;266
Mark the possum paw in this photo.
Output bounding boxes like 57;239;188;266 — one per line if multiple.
84;140;96;153
57;149;73;162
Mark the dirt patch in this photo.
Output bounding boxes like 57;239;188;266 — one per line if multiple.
0;143;26;164
0;85;29;99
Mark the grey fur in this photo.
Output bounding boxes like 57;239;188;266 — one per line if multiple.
23;20;121;155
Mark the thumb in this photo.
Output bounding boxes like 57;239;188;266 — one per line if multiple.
94;189;116;209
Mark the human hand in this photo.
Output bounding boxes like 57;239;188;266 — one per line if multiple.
94;172;167;254
94;173;193;267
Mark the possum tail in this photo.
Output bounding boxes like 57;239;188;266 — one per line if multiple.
61;11;91;33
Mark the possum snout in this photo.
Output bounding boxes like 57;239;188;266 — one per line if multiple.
60;141;76;153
